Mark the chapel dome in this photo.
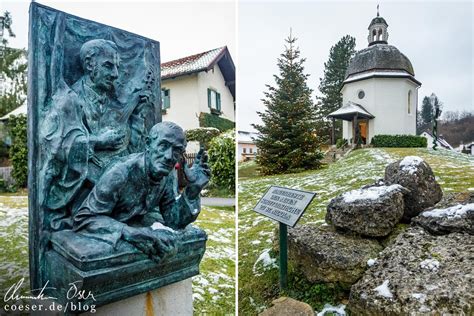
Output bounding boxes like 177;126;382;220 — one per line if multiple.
345;44;415;78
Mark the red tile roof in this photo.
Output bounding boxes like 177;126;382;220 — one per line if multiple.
161;47;227;79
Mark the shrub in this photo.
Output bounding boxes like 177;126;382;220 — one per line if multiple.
336;138;348;148
208;129;235;192
7;114;27;187
185;127;220;148
371;134;427;148
199;112;235;132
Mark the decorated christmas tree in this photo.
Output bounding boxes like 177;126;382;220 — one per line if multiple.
253;32;323;175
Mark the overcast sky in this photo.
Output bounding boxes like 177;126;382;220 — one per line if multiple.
1;0;236;63
238;1;473;132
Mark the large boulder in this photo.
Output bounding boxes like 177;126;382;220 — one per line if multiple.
259;297;314;316
288;225;383;285
326;185;407;237
384;156;443;221
349;226;474;315
412;203;474;235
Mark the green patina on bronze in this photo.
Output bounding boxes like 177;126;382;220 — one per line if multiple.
28;3;209;309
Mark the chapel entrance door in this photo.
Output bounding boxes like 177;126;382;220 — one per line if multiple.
353;120;368;145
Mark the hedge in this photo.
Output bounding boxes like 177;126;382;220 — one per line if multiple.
371;134;427;148
199;112;235;132
208;129;235;192
8;114;28;187
185;127;220;148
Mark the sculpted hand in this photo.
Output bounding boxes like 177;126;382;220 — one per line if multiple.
150;229;178;262
184;147;211;200
122;226;178;263
122;226;158;257
95;129;125;150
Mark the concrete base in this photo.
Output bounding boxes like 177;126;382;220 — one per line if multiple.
83;278;193;316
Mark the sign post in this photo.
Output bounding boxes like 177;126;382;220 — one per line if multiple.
279;222;288;290
253;186;316;291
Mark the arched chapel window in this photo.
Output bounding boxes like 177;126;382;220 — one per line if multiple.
408;90;412;114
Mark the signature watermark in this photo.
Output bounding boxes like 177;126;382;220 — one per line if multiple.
2;278;97;313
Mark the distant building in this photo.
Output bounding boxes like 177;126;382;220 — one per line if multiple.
329;10;420;145
161;46;235;151
420;131;454;151
238;131;258;161
459;142;474;155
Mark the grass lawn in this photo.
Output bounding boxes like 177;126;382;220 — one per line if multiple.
238;148;474;314
0;195;236;315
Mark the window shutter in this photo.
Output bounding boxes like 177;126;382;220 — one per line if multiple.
161;90;165;109
217;92;221;111
164;90;170;109
207;88;212;108
161;89;170;109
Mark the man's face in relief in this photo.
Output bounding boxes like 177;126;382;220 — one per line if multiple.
147;125;186;180
89;46;120;93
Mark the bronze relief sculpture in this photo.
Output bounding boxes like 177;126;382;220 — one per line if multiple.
28;3;209;308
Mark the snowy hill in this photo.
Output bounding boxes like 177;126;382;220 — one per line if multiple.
238;147;474;314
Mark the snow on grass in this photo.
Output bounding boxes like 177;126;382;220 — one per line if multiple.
0;195;29;305
252;249;277;275
316;303;347;316
421;203;473;218
373;280;393;299
192;206;235;314
399;156;424;174
342;184;403;203
0;195;234;315
420;259;440;272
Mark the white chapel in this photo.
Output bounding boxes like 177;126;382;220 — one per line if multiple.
329;10;421;145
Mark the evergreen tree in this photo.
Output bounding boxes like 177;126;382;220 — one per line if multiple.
417;93;443;134
0;47;27;116
420;96;433;125
316;35;356;143
253;32;323;175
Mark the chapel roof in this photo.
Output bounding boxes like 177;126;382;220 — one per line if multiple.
327;101;375;121
345;44;415;79
369;16;388;28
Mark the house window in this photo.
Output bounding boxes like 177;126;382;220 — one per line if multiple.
207;88;221;112
249;148;253;154
243;148;246;154
408;90;412;114
161;89;170;110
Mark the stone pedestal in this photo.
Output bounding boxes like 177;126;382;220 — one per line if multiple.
84;278;193;316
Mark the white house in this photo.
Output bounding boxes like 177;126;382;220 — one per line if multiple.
329;11;421;145
238;131;258;161
420;131;454;151
458;142;474;155
161;46;235;152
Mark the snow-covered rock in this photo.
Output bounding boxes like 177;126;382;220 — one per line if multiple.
349;226;473;315
326;185;407;237
413;203;474;235
384;156;442;221
287;225;383;284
